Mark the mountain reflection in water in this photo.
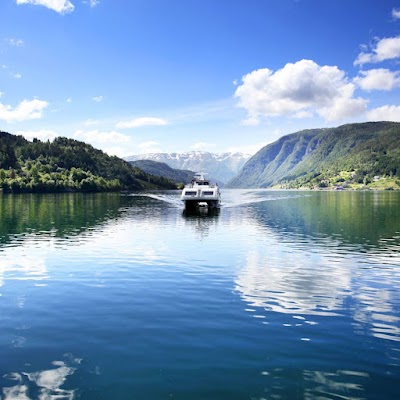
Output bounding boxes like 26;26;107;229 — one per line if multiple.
0;190;399;399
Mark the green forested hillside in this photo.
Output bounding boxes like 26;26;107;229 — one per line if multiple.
0;131;177;193
129;159;194;186
227;122;400;189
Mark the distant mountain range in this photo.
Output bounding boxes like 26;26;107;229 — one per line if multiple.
125;151;251;184
3;121;399;193
227;121;400;188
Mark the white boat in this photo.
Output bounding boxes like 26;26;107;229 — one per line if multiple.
180;173;221;211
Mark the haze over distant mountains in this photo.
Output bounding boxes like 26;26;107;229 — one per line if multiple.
125;151;251;184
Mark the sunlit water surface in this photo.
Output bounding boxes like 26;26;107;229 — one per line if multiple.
0;190;399;399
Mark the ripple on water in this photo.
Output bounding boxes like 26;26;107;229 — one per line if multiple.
1;191;400;399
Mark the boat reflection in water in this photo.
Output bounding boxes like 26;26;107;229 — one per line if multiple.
182;204;221;217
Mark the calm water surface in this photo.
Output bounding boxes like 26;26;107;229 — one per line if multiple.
0;190;399;399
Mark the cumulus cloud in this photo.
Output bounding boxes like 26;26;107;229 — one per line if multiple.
0;98;49;122
354;36;400;65
73;129;129;144
84;118;100;126
73;129;131;156
354;68;400;91
16;0;75;14
190;142;216;151
7;38;24;47
16;129;59;142
84;0;99;7
227;142;268;156
234;59;367;124
138;141;162;153
92;95;104;102
392;8;400;19
116;117;168;129
367;105;400;122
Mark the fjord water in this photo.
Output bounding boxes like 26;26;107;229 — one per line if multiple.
0;191;399;400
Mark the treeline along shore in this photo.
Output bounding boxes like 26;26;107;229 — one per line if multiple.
2;121;400;194
0;131;177;193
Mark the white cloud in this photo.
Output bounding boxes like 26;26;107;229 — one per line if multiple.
92;95;104;102
74;129;129;144
0;98;49;122
84;118;100;126
190;142;216;151
116;117;169;129
227;141;268;156
392;8;400;19
16;0;75;14
13;73;22;79
7;38;24;47
354;68;400;91
138;141;162;153
234;59;367;124
354;36;400;65
66;97;72;103
367;105;400;122
84;0;99;7
103;146;128;157
16;129;59;142
293;110;314;118
73;129;132;156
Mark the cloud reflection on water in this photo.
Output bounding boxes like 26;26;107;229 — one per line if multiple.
0;238;50;288
2;359;78;400
234;235;400;344
235;247;351;317
259;368;370;400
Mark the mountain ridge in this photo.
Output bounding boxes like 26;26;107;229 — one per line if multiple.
125;151;251;184
227;121;400;189
129;159;194;186
0;131;177;192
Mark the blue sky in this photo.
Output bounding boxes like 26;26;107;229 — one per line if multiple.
1;0;400;157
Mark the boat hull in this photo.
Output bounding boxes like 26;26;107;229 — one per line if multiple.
183;198;221;211
180;172;221;212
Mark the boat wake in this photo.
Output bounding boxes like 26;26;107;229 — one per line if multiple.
129;191;310;209
130;193;183;207
221;191;310;208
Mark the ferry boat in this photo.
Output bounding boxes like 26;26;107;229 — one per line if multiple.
180;173;221;211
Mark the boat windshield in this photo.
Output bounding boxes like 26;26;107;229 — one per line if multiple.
195;181;209;185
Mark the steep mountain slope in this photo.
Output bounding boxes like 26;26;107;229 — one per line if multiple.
129;160;194;185
125;151;251;184
227;122;400;188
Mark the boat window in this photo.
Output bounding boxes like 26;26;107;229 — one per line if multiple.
184;191;197;195
202;191;214;195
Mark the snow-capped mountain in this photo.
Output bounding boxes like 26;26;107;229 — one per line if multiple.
124;151;251;184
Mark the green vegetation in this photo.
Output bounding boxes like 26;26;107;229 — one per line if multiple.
251;190;400;248
0;131;177;193
228;121;400;190
0;192;125;244
129;159;194;187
